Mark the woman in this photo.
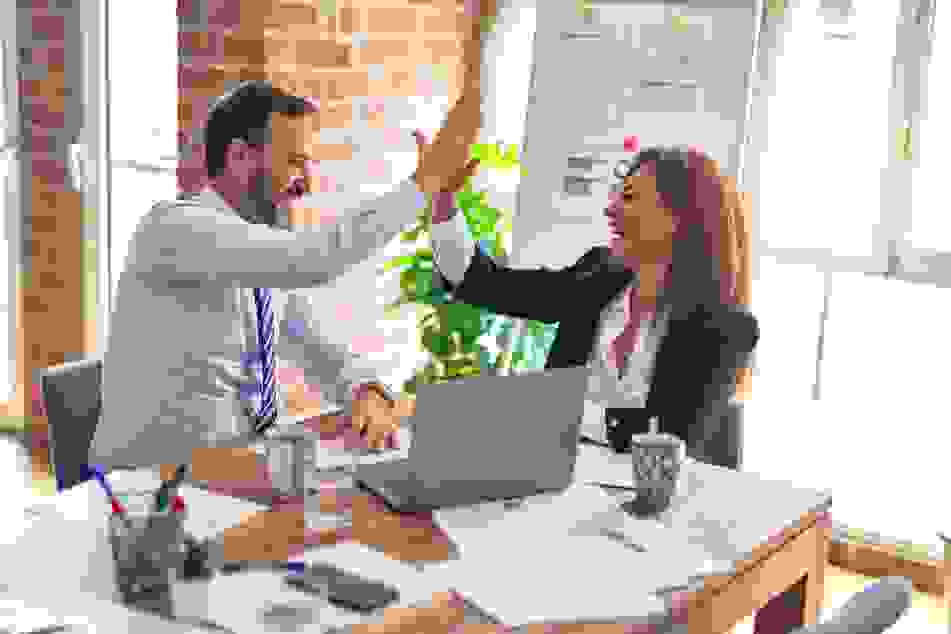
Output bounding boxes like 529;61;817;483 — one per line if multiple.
428;145;759;466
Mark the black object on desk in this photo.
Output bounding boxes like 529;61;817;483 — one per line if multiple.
284;563;400;613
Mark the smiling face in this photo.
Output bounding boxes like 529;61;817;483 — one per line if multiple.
604;166;677;263
267;112;318;208
239;112;318;225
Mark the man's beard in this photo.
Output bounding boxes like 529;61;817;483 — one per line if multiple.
241;174;279;227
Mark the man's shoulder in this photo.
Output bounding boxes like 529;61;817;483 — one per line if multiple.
136;191;230;233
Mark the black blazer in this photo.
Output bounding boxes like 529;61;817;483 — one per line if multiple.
436;244;760;454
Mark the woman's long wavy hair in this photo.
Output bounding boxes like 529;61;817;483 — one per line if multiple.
616;146;754;395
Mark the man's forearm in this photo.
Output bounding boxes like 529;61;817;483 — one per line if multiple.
161;446;263;483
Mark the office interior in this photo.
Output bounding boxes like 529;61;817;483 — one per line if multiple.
0;0;949;632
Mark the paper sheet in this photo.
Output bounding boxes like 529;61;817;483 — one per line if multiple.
433;482;623;556
311;427;412;472
426;534;681;627
182;543;455;633
0;599;88;633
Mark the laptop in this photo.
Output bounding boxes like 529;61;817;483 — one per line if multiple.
355;366;591;512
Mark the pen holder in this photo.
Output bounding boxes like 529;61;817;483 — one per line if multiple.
628;424;685;517
107;490;187;618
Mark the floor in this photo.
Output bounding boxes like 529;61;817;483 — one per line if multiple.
3;433;947;632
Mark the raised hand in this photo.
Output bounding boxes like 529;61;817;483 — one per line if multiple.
414;126;480;195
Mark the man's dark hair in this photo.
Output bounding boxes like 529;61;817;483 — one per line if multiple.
203;80;315;179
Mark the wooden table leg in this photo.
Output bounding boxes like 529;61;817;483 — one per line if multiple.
753;515;828;633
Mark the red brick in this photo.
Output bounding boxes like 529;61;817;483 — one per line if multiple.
263;3;317;27
357;38;410;65
296;38;352;67
339;6;359;34
313;69;370;100
419;7;465;34
421;38;460;64
364;7;418;33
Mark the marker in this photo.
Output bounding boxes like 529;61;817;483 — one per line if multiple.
90;465;124;514
153;464;188;512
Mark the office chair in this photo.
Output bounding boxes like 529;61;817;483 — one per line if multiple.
789;576;913;634
39;358;103;491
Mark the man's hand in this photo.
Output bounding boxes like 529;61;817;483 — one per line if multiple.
350;386;400;450
357;591;469;634
415;126;481;195
414;3;487;196
414;94;482;195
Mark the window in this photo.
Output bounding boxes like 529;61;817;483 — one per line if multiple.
107;0;178;305
905;2;950;253
0;9;20;402
754;0;902;272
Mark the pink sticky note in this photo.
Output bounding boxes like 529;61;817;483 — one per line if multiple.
368;97;385;114
319;175;336;193
623;135;640;153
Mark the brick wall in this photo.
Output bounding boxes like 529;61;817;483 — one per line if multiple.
177;0;491;228
13;0;89;476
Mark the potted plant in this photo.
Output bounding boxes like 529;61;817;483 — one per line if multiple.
379;143;559;396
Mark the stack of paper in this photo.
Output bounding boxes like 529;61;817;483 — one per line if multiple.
434;482;623;554
181;542;455;633
0;598;93;634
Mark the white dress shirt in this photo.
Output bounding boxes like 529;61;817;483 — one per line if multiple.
431;213;666;443
91;181;420;470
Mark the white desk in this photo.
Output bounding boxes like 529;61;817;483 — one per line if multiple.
2;443;832;633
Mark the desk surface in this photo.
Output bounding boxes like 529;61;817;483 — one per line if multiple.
3;435;831;633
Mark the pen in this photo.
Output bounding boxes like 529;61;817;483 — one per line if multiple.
153;464;188;512
90;465;126;517
585;481;638;492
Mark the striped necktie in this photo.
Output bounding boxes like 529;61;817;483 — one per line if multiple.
253;287;277;433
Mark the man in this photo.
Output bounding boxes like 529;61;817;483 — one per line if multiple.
89;79;481;566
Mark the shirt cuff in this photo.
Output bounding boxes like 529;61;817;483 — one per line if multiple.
351;381;396;405
431;191;458;224
430;212;474;286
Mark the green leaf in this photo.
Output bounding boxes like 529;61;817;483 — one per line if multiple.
379;254;418;275
440;304;484;340
382;299;411;319
400;269;418;295
470;143;488;162
401;226;423;243
493;231;507;258
422;330;453;356
414;270;433;299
